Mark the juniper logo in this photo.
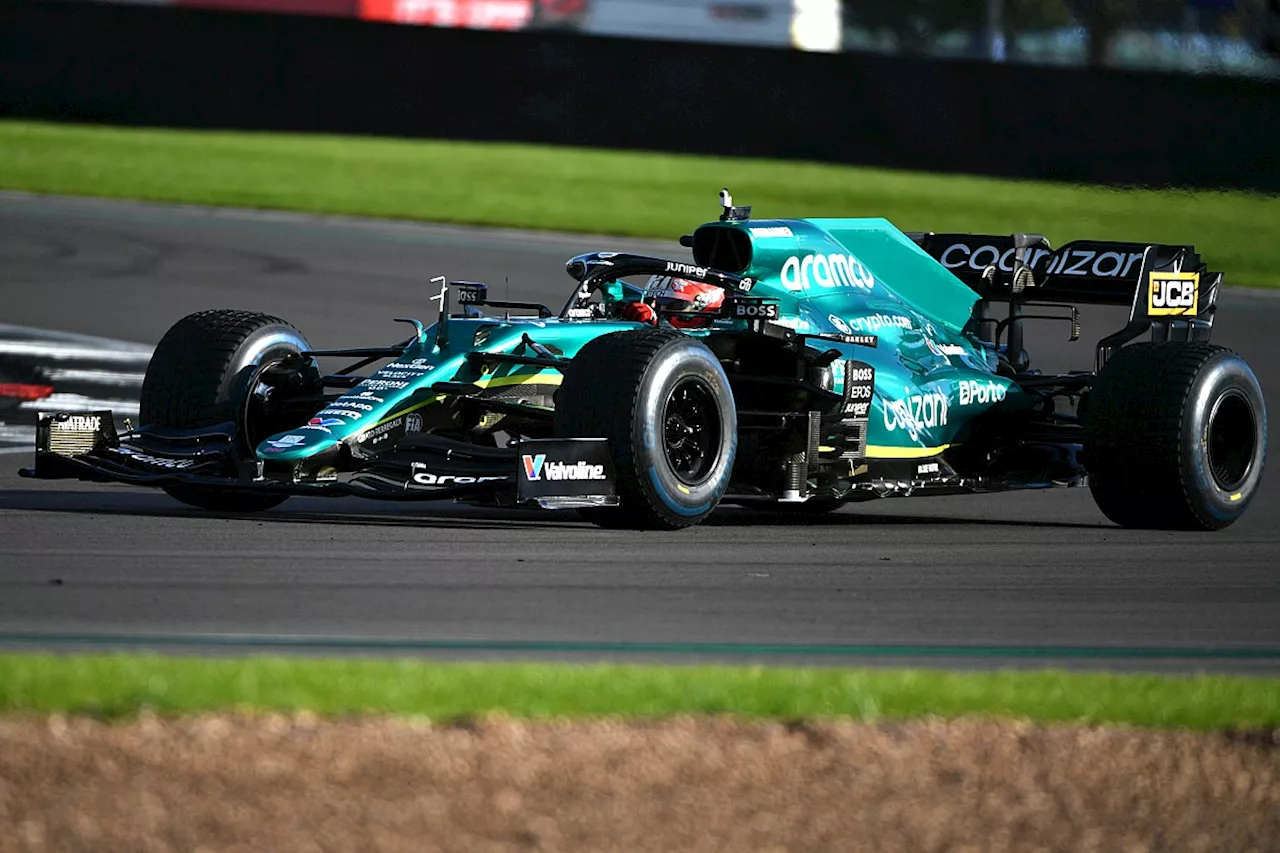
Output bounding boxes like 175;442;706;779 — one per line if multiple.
522;453;546;480
665;261;708;278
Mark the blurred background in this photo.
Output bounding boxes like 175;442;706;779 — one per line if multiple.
4;0;1279;193
27;0;1280;74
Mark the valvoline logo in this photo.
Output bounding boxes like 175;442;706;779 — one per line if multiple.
521;453;608;482
522;454;546;480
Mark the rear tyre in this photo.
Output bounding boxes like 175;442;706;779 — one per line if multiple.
1084;342;1266;530
555;329;736;530
139;309;316;513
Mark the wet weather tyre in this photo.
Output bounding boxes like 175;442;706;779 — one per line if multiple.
555;329;737;530
1084;342;1266;531
140;309;315;513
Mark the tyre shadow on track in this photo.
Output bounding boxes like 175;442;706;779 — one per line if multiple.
0;489;1113;531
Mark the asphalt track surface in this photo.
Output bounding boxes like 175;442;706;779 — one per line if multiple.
1;193;1278;673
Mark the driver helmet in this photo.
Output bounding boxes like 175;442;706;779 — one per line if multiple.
645;276;725;329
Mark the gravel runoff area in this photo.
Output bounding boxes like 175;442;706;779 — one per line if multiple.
1;715;1276;853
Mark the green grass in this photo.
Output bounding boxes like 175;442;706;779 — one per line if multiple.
2;120;1279;287
1;654;1277;730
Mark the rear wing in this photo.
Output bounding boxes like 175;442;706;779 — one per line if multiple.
911;233;1221;308
909;232;1224;369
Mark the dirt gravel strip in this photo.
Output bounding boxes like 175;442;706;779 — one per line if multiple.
1;714;1277;853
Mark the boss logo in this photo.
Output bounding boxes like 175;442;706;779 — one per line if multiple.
733;303;779;318
1148;272;1199;316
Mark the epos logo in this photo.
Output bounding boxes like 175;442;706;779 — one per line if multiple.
1148;272;1199;316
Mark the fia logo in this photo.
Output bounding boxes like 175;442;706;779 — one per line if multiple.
1148;272;1199;316
522;453;546;481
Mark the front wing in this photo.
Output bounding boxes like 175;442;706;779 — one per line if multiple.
18;411;619;510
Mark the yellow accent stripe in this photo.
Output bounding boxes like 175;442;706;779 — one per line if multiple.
479;373;565;390
376;371;563;428
865;444;952;459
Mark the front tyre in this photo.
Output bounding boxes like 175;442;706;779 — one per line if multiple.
140;309;317;513
1084;342;1266;531
555;329;737;530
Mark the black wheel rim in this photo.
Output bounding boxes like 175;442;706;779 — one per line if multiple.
242;375;276;450
241;348;307;452
661;376;721;486
1207;390;1256;492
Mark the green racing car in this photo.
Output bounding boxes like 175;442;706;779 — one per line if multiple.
21;191;1268;531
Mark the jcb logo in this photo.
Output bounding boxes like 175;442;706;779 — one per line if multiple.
1148;272;1199;316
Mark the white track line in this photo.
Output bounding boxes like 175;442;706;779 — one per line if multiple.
42;368;146;387
0;341;152;364
0;323;154;352
19;395;140;417
0;424;35;440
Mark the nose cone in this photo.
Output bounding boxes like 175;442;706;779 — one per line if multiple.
256;429;338;460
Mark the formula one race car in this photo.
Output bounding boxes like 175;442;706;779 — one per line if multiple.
22;191;1267;530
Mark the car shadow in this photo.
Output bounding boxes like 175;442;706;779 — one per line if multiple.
706;507;1111;531
0;489;578;531
0;488;1113;531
